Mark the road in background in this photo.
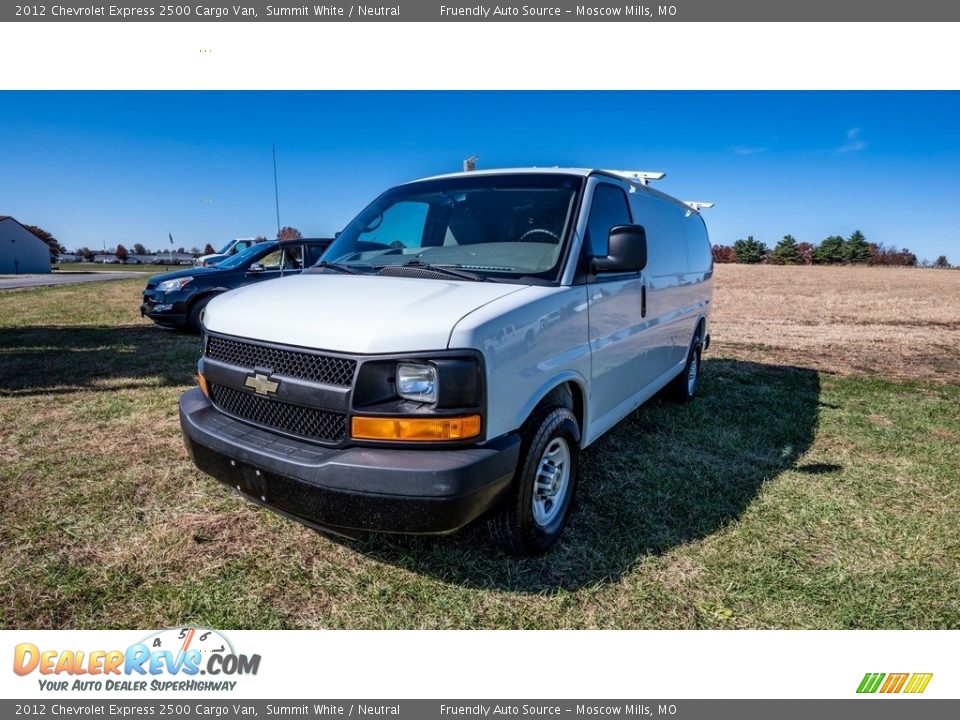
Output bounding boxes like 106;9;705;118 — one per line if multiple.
0;272;143;290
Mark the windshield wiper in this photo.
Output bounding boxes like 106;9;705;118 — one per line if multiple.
397;260;487;282
311;260;363;275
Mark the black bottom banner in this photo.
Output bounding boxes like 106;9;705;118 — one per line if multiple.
3;700;956;720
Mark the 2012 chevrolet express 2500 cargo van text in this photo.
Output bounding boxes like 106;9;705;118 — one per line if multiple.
179;168;713;554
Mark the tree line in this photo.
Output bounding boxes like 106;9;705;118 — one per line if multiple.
712;231;952;268
29;225;303;263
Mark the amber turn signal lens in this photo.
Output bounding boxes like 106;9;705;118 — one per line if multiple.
351;415;481;441
198;371;210;398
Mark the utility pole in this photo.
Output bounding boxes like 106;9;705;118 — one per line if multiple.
273;144;281;237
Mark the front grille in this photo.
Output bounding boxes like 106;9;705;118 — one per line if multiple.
206;335;356;386
208;382;347;445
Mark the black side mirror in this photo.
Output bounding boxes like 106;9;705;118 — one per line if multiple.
593;225;647;274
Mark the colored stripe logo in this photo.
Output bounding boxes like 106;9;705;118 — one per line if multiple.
857;672;933;694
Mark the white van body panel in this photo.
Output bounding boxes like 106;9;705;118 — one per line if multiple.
201;168;712;449
203;273;528;354
448;284;591;443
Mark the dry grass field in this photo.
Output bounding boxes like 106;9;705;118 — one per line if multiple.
713;265;960;382
1;266;958;629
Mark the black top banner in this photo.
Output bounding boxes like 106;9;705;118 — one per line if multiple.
6;0;960;22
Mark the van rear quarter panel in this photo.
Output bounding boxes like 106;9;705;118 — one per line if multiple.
448;285;591;443
678;210;713;342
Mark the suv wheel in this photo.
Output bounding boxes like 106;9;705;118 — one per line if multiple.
487;405;580;555
187;295;214;334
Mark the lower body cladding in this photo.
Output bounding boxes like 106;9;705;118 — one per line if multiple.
179;388;520;537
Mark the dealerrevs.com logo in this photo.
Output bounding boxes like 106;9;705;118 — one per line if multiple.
13;628;261;693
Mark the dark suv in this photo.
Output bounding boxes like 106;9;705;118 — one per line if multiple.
140;238;332;331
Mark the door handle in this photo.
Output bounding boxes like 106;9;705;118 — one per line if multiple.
641;284;647;318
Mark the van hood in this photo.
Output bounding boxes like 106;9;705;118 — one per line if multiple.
202;274;529;354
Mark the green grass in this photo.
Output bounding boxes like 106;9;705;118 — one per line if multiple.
57;262;186;274
1;279;958;629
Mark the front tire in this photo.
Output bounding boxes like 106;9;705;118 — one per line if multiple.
187;295;214;334
487;406;580;555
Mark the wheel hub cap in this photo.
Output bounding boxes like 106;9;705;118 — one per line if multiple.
532;437;571;528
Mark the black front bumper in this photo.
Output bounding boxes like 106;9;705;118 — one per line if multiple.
140;297;188;327
179;388;520;536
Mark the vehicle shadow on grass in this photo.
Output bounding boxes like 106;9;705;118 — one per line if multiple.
350;358;824;592
0;325;200;396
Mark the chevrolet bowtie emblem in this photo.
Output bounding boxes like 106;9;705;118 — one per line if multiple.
244;372;279;396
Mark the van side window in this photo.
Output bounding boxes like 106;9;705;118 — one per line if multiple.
585;184;632;259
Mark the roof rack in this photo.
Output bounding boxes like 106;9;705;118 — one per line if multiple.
603;170;666;186
683;201;715;211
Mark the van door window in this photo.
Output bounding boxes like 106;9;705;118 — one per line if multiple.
585;184;632;260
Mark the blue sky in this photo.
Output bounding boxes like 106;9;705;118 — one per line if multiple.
1;91;958;261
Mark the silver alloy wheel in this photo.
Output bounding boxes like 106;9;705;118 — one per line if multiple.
687;350;699;396
531;436;571;528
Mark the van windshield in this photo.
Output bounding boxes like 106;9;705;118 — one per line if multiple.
317;174;583;281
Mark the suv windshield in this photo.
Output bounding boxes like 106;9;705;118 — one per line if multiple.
216;241;275;270
318;174;583;281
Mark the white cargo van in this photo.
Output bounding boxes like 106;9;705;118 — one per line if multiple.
180;168;713;554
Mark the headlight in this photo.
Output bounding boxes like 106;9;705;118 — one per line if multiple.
156;277;193;293
396;363;438;404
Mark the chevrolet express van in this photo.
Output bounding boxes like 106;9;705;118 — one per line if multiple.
179;168;713;554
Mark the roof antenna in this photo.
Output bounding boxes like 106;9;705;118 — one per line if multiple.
463;155;479;172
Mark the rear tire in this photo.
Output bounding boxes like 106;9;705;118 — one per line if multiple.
187;295;214;334
666;330;703;403
487;405;580;555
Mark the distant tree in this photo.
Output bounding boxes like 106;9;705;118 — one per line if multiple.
770;235;803;265
710;245;737;263
203;243;216;255
869;243;917;267
23;224;66;255
732;236;768;264
934;255;950;269
177;247;185;254
899;248;918;267
843;230;872;264
277;226;302;240
132;243;147;255
190;246;201;255
711;244;737;263
814;235;845;264
254;235;268;243
797;241;816;265
115;244;129;264
76;247;95;261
